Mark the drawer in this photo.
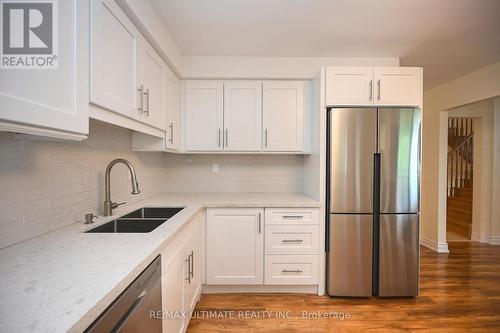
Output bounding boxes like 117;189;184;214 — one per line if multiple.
265;208;319;225
265;255;319;285
265;225;319;254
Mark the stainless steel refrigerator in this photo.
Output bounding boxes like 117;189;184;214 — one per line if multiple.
326;108;420;297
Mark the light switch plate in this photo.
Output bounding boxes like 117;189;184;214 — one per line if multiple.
212;162;219;173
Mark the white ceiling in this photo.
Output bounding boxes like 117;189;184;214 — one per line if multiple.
151;0;500;89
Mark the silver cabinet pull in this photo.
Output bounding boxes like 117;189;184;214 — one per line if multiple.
377;79;381;101
168;123;174;144
282;239;304;243
282;215;304;219
185;257;191;283
258;212;262;234
137;84;144;113
264;129;268;147
218;128;221;147
189;251;194;278
143;88;150;116
282;269;303;273
369;79;373;101
225;128;228;147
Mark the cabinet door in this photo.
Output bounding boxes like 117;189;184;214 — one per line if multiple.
162;256;186;333
207;208;264;285
223;81;262;151
165;70;180;150
325;67;374;106
185;80;224;151
185;229;201;314
90;0;140;119
0;0;89;137
139;43;166;129
373;67;423;107
262;81;304;152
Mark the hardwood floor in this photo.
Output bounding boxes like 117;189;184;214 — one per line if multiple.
187;243;500;332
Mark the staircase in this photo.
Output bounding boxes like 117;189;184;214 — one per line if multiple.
447;118;474;239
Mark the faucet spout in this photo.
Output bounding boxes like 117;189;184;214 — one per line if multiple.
104;158;140;216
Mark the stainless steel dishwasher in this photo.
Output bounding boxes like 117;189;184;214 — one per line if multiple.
86;256;162;333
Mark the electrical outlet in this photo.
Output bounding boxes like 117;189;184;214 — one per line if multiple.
212;162;219;173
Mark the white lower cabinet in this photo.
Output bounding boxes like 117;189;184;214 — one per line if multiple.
161;213;201;333
206;208;264;285
264;255;319;285
205;207;320;288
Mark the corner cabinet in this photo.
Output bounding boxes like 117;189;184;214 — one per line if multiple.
0;0;89;140
325;66;422;107
90;0;167;135
206;208;264;285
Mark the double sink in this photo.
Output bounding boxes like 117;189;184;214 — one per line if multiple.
86;207;184;233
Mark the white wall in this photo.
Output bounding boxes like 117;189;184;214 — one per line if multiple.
491;98;500;243
0;120;166;249
161;154;305;193
181;56;399;79
422;61;500;251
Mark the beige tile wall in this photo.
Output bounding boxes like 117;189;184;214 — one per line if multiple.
0;120;305;248
0;120;166;248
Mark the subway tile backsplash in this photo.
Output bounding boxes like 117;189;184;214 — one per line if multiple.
0;120;304;248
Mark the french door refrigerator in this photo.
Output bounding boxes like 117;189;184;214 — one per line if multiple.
327;107;420;297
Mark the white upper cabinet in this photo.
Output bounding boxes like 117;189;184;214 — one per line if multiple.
262;81;305;152
325;67;374;106
165;70;180;150
326;66;423;107
0;0;89;140
223;81;262;151
138;43;166;129
373;67;423;106
206;208;264;285
184;80;224;151
91;0;139;119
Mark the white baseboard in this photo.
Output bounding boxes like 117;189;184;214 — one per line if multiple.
471;232;500;245
420;236;449;253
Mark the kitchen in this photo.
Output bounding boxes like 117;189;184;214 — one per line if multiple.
1;1;500;332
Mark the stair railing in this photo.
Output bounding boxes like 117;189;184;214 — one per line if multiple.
447;118;474;197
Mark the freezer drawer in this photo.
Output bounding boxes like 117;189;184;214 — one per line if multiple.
328;214;373;296
379;214;419;297
378;108;421;213
329;108;376;213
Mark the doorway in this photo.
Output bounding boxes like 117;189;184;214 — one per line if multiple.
446;117;474;241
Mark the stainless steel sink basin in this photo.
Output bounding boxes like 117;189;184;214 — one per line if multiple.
85;207;184;233
121;207;184;219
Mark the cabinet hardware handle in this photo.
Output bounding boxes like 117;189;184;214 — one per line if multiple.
138;84;144;113
168;123;174;144
258;212;262;234
143;88;150;116
282;215;304;219
264;129;268;147
185;258;191;283
369;80;373;101
190;251;194;278
282;239;304;243
218;128;221;147
282;269;303;273
225;128;228;147
377;79;381;101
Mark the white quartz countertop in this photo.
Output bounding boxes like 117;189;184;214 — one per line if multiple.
0;192;319;333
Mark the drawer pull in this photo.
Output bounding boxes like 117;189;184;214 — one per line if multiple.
282;239;304;243
282;215;304;219
282;269;303;273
